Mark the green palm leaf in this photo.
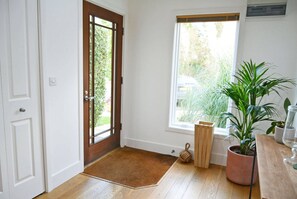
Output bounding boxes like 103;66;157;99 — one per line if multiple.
220;60;295;155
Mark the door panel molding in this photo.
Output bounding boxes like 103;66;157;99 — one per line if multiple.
11;119;34;184
8;0;31;99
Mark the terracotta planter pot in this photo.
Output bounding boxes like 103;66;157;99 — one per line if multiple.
226;145;258;185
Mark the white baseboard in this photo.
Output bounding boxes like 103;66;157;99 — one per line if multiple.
47;161;83;192
125;138;227;166
210;152;227;166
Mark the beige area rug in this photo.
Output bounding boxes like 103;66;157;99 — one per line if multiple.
83;147;177;188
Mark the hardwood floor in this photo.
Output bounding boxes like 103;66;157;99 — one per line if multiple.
37;161;260;199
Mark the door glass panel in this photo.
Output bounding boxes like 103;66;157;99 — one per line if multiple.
94;16;113;29
89;15;114;144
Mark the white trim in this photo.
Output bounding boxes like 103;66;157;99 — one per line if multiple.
210;152;227;166
49;161;82;191
166;124;229;137
38;0;54;192
125;137;227;166
0;50;10;198
120;10;128;148
37;0;51;193
166;126;228;140
168;23;180;128
232;3;247;69
126;137;183;156
77;0;84;176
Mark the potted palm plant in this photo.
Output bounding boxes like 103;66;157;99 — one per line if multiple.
220;60;295;185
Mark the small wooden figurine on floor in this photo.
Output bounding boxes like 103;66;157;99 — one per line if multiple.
179;143;192;163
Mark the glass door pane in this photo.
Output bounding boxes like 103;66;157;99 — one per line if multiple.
89;15;115;144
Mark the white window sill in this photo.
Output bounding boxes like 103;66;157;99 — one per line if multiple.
166;125;229;139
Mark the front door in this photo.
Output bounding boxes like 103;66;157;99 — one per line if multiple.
83;1;123;165
0;0;45;198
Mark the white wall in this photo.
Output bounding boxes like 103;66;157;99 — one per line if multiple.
39;0;129;192
89;0;128;14
242;0;297;118
123;0;297;165
39;0;83;191
290;2;297;104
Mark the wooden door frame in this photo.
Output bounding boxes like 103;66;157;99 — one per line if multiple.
83;1;123;165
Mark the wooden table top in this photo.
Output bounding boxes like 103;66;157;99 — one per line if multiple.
256;134;297;199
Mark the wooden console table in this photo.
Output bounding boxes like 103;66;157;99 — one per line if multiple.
256;134;297;199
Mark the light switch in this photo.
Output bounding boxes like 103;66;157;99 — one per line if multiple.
49;77;57;86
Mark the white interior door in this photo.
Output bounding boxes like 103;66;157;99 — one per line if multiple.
0;0;45;198
0;61;9;199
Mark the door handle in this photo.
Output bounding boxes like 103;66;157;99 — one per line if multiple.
84;95;95;101
19;108;26;112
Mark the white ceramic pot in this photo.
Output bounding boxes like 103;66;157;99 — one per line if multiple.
274;126;284;144
274;126;296;144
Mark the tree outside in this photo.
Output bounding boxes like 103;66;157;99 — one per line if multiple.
90;19;113;129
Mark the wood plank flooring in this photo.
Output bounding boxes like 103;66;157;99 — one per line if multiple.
37;161;260;199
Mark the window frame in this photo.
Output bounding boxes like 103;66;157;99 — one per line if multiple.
168;11;242;136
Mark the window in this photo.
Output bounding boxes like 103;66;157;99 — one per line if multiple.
170;13;239;131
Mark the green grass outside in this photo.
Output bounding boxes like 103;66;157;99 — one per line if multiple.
96;116;110;127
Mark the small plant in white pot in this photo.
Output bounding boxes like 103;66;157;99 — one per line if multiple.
220;60;295;185
266;98;293;144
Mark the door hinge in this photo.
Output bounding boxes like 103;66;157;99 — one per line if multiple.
121;77;123;84
122;27;124;36
120;123;122;130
